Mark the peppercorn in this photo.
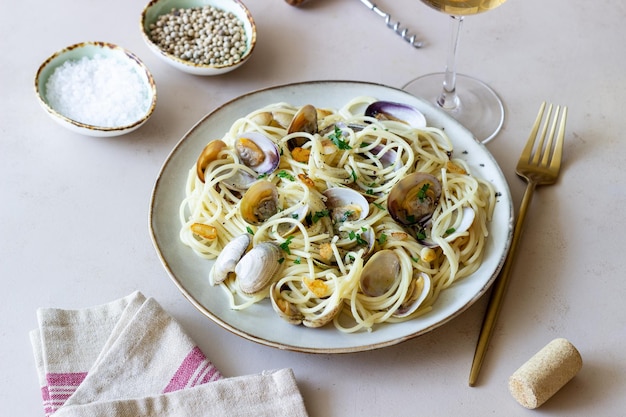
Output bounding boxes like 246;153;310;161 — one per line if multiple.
149;5;248;67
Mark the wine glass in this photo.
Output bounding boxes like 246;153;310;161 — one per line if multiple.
403;0;508;143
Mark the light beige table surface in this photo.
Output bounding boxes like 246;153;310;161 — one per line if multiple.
2;0;625;415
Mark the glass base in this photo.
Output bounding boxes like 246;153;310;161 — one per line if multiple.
403;73;504;144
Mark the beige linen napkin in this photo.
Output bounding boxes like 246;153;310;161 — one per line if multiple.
30;291;309;417
53;369;306;417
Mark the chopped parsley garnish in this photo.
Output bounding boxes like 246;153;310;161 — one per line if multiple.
348;231;368;245
445;227;456;235
340;210;355;222
416;228;427;240
309;210;329;223
277;171;295;181
377;233;387;245
366;188;374;195
246;226;254;235
417;183;430;202
329;125;352;150
294;257;301;264
256;173;267;179
350;167;357;182
373;202;385;210
280;236;295;254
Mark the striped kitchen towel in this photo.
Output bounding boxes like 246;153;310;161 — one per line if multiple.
30;291;309;417
30;291;222;416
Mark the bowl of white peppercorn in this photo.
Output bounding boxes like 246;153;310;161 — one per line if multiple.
35;41;157;137
140;0;257;76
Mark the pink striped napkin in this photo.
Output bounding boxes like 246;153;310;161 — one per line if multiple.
30;291;308;417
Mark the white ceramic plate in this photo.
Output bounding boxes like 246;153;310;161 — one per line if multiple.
149;80;513;353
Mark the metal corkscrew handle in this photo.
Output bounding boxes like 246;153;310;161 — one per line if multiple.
359;0;423;48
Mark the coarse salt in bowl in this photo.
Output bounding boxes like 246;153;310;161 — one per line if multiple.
35;41;157;137
140;0;257;76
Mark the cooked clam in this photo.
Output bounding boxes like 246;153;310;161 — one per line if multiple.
221;169;257;191
209;234;251;285
418;206;476;247
302;299;342;328
240;181;279;225
288;104;318;135
393;272;431;318
359;250;401;297
387;172;442;226
286;104;318;150
364;101;427;128
235;132;280;174
196;140;227;183
323;187;370;224
270;283;303;325
235;242;282;294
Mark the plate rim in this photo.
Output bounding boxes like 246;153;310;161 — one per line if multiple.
149;80;514;354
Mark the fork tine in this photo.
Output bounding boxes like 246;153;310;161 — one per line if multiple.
540;105;559;166
531;103;553;166
521;102;546;163
550;106;567;170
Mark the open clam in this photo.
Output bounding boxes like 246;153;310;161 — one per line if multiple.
209;234;251;285
359;250;401;297
302;296;343;328
196;139;227;183
418;206;476;247
387;172;442;226
240;181;279;225
270;283;303;325
235;242;282;294
365;101;427;128
393;272;431;318
288;104;318;135
235;132;280;175
286;104;318;150
323;187;369;224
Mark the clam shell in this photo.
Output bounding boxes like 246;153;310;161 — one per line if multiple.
235;242;282;294
387;172;442;226
235;132;280;174
196;140;227;183
364;101;427;128
418;207;476;247
209;234;251;285
359;250;401;297
302;300;342;328
286;104;318;150
323;187;370;223
393;272;431;318
240;181;279;225
270;283;303;325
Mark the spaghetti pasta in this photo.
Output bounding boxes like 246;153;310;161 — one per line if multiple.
179;96;495;333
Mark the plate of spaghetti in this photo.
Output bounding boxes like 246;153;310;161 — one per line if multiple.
149;80;513;353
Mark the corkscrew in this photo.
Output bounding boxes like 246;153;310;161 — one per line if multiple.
358;0;424;48
285;0;423;48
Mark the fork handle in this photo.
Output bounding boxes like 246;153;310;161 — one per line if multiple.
468;180;537;386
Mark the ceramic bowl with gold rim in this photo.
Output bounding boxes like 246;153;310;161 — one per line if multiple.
140;0;257;76
35;41;157;137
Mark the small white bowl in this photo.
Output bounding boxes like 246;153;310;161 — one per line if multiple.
140;0;257;76
35;41;157;137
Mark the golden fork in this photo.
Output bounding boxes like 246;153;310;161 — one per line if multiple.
468;102;568;386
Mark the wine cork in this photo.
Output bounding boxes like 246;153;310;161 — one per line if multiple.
509;338;582;409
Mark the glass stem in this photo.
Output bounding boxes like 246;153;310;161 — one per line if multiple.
437;15;464;110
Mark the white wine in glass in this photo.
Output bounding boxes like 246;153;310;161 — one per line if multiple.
404;0;508;143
